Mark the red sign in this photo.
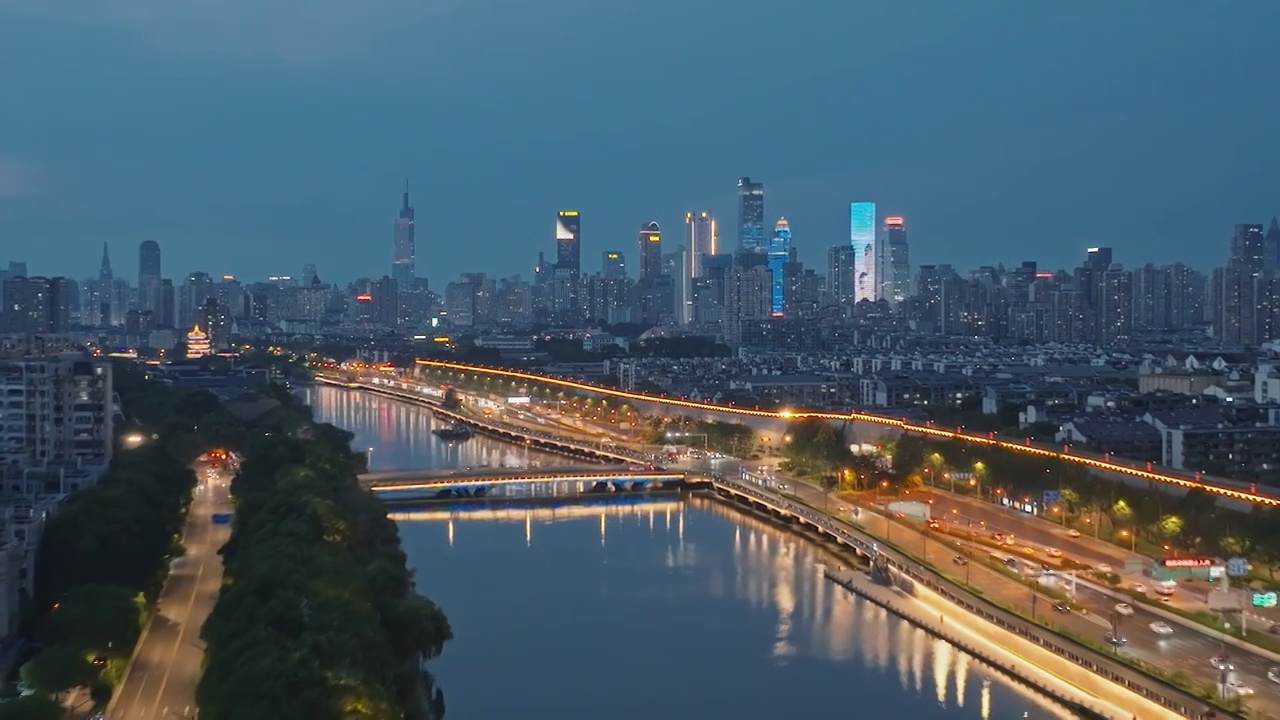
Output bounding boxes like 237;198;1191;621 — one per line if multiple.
1160;557;1212;569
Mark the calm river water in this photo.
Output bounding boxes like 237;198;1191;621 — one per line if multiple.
305;385;1073;720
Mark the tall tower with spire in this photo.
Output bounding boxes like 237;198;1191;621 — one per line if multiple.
392;181;415;288
99;242;113;284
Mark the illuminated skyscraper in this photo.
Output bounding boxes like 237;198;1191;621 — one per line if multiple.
767;218;791;315
556;211;582;272
849;202;877;302
392;182;415;286
736;177;765;252
684;211;716;277
638;222;662;281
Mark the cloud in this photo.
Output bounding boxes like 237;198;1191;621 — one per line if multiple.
0;159;33;198
3;1;451;66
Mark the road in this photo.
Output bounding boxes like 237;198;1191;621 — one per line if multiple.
109;463;230;720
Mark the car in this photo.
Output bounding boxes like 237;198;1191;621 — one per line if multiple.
1270;623;1280;635
1132;583;1148;594
1105;632;1127;646
1022;545;1037;556
993;532;1005;541
1046;547;1063;558
1149;621;1174;636
1114;602;1134;616
1066;529;1082;538
838;505;847;512
953;555;968;565
1226;681;1254;697
1210;656;1235;672
1096;563;1113;574
1053;602;1070;613
1268;667;1280;684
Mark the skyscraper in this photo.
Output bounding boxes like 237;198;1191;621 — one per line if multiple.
1231;223;1265;272
849;202;877;302
880;216;910;304
392;182;415;287
826;245;856;308
638;222;662;281
1267;217;1280;272
602;251;626;279
736;177;765;252
556;211;581;272
684;211;716;277
138;240;161;286
767;218;791;316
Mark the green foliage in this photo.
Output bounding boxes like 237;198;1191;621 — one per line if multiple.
0;694;65;720
42;584;143;657
19;646;95;696
441;388;462;411
198;417;451;720
781;419;853;478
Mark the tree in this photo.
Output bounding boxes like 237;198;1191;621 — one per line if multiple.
0;694;65;720
1156;514;1184;540
20;646;96;698
43;584;143;656
441;388;461;411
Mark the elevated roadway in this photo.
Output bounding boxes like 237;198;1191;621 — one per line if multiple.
407;359;1280;509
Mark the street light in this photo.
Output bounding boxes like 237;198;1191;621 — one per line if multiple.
1119;528;1135;552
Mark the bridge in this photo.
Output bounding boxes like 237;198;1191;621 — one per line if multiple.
403;358;1280;509
359;463;687;501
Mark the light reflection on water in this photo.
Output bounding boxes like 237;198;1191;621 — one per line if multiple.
308;385;1075;720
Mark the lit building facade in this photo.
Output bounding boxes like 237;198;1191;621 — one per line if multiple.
880;216;909;304
767;218;791;315
637;222;662;281
850;202;877;302
602;251;626;279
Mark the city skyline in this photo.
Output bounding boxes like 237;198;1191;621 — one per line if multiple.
1;3;1277;282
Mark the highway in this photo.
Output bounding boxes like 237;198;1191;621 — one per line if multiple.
109;462;230;720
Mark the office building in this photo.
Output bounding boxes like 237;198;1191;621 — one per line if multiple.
684;211;716;277
637;222;662;281
826;245;856;308
392;183;415;287
556;211;582;272
850;202;877;302
767;218;791;316
602;251;626;280
138;241;161;286
880;216;910;304
736;177;765;252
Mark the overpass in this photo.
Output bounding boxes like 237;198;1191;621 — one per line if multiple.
317;376;651;465
360;465;685;495
405;358;1280;509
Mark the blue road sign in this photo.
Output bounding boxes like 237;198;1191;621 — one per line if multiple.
1042;490;1061;506
1226;557;1250;577
211;512;234;525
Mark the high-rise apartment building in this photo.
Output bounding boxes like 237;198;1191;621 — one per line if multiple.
1266;217;1280;273
0;355;113;488
0;277;72;334
1231;224;1265;273
767;218;791;316
879;216;910;304
849;202;877;302
826;245;856;308
736;177;765;252
392;183;416;287
1097;266;1133;346
138;241;161;286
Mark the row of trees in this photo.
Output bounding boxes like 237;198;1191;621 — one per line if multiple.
13;364;234;715
196;391;452;720
642;416;755;456
887;433;1280;580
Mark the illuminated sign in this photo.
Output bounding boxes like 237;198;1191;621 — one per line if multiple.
1252;591;1278;608
433;336;450;343
884;216;904;225
355;294;372;302
1035;272;1054;279
606;253;620;259
648;236;661;243
507;396;531;405
1159;557;1213;569
559;210;579;217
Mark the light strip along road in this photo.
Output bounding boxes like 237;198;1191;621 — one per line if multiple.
109;462;230;720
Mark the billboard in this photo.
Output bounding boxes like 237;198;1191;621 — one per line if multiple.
850;202;877;302
1159;557;1213;569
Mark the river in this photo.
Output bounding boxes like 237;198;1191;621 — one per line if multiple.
305;385;1073;719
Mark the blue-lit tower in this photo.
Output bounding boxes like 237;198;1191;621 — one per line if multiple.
850;202;877;302
767;217;791;316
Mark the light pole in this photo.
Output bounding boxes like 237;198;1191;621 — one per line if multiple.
1120;529;1135;552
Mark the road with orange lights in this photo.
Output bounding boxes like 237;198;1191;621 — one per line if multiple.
409;358;1280;509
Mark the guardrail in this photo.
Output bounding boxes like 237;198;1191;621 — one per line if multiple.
405;359;1280;508
706;474;1232;720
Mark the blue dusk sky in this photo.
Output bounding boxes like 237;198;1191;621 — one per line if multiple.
0;0;1276;287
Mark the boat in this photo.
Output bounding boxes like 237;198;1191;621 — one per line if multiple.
433;423;474;440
